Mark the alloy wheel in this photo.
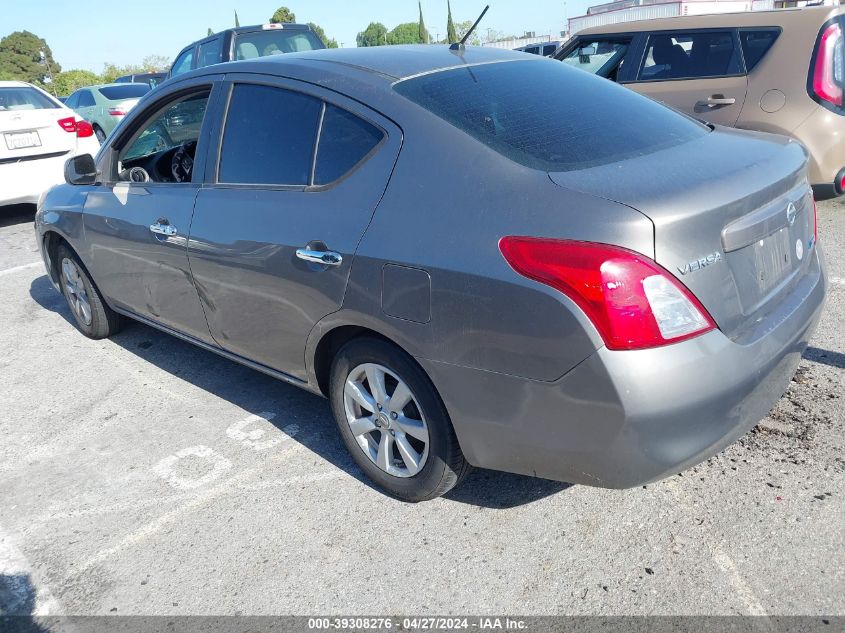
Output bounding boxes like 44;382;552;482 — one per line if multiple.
343;363;430;478
61;257;92;326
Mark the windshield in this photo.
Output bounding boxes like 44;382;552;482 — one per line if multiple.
0;86;58;111
233;29;325;59
98;84;150;100
394;59;708;172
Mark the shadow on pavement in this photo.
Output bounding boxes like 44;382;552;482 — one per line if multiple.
804;346;845;370
28;274;568;508
0;204;36;229
0;574;51;633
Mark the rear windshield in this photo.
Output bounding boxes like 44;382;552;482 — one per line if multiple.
233;29;325;59
98;85;150;100
394;59;708;172
0;86;58;111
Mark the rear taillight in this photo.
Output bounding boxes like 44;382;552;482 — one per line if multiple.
57;117;77;133
812;22;844;107
108;106;127;116
499;237;717;351
76;120;94;138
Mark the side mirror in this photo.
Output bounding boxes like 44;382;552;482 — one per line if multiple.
64;154;98;185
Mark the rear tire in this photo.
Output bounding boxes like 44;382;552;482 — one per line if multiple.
329;337;470;502
56;244;122;339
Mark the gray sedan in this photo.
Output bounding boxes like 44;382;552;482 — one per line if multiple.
35;46;827;501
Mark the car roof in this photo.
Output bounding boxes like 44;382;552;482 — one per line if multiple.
0;80;34;88
575;5;844;35
208;45;537;81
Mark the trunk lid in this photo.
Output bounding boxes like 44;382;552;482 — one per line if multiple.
0;107;76;161
549;127;813;341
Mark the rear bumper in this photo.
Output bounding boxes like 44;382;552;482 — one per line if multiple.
0;138;96;206
420;246;827;488
792;107;845;192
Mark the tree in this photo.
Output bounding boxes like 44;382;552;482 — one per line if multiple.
356;22;388;47
446;0;458;44
100;62;143;83
418;1;430;44
308;23;338;48
457;21;483;46
208;28;214;36
269;6;296;23
234;10;240;27
52;69;99;96
141;55;170;72
388;23;421;45
0;31;61;87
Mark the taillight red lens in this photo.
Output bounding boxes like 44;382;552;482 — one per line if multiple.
813;22;843;107
75;120;94;138
57;116;77;133
108;107;126;116
499;237;717;351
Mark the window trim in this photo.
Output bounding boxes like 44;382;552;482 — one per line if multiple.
631;27;746;84
212;78;388;191
737;26;782;73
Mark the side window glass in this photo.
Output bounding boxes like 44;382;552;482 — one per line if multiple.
218;84;322;186
314;105;384;185
172;49;194;76
739;30;779;72
119;91;210;182
65;92;79;109
78;91;96;107
543;44;557;56
198;38;223;68
639;32;740;81
562;39;630;77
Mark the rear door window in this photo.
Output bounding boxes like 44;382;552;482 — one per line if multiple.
394;59;707;173
77;90;96;107
739;29;780;72
218;84;322;185
561;39;631;80
198;38;224;68
638;31;741;81
314;105;384;185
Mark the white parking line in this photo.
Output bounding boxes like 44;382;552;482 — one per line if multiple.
0;523;62;616
0;261;41;277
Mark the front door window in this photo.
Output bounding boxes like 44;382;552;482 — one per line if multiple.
561;39;631;80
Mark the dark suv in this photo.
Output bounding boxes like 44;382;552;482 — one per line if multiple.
167;23;325;81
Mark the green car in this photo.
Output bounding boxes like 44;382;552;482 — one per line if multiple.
64;83;150;144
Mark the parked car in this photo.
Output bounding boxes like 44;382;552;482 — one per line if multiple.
114;72;166;88
558;6;845;198
0;80;99;207
64;83;150;144
515;41;561;56
166;23;326;81
36;46;826;501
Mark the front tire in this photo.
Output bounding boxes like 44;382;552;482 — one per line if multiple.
57;244;122;339
329;337;469;502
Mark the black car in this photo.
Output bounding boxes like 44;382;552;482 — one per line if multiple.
114;73;167;88
166;23;326;81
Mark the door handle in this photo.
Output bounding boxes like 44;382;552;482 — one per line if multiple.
295;248;343;266
149;221;177;236
696;95;736;108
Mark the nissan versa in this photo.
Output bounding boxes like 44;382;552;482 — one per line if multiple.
35;46;827;501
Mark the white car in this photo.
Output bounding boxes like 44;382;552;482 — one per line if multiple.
0;80;100;206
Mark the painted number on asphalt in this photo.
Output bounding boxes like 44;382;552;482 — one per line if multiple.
225;411;300;451
153;445;232;490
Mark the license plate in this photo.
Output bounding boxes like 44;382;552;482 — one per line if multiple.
4;131;41;150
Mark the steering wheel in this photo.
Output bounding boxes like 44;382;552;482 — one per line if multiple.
171;141;197;183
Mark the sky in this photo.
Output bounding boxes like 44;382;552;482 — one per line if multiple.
1;0;591;73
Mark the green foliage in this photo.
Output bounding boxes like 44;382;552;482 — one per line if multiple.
52;69;99;96
456;20;483;46
208;28;214;36
356;22;388;47
418;1;430;44
446;0;458;44
307;23;338;48
0;31;61;87
140;55;170;72
388;22;421;45
269;6;296;23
